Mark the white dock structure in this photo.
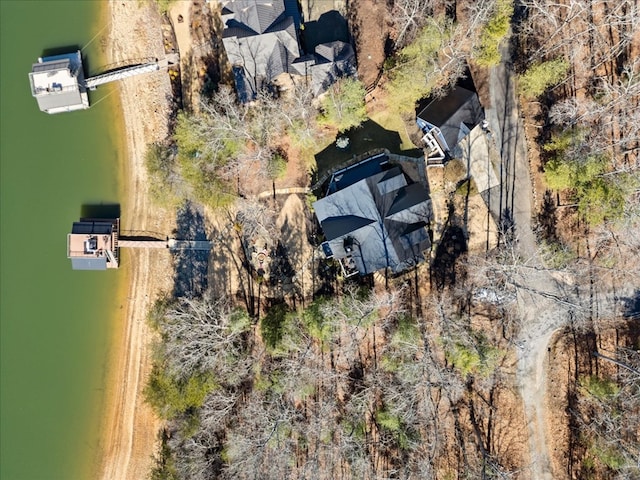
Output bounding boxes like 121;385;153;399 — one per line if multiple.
31;50;161;113
29;51;89;114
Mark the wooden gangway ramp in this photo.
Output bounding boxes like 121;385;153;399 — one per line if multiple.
168;239;212;251
118;238;212;251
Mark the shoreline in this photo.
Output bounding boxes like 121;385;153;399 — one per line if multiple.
94;2;175;479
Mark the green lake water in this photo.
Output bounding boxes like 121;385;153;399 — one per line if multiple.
1;2;126;479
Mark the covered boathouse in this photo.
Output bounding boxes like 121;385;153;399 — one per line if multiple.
67;219;119;270
29;50;89;114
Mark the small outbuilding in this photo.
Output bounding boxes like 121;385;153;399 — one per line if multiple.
291;41;356;96
417;85;484;162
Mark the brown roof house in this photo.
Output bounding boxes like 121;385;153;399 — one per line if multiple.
314;152;432;277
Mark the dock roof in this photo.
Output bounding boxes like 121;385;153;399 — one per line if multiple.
67;219;118;270
29;51;88;114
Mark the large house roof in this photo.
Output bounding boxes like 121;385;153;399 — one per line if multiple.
222;0;285;34
314;155;431;275
221;1;356;100
222;0;301;100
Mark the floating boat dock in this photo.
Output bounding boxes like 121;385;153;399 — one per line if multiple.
29;51;90;114
67;218;213;270
29;50;159;114
67;218;120;270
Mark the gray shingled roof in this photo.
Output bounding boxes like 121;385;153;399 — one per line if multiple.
221;2;301;100
314;160;431;275
417;86;484;151
290;54;315;76
222;0;285;34
311;41;356;96
315;41;352;63
386;182;430;218
321;215;375;240
222;1;356;99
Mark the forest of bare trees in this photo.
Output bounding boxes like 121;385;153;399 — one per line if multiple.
513;1;640;477
144;0;639;478
147;278;533;479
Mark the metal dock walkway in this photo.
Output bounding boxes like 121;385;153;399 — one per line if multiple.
85;61;159;89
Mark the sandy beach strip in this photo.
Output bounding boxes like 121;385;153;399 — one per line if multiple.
95;2;175;479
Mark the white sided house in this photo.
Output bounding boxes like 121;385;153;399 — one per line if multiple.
417;86;484;164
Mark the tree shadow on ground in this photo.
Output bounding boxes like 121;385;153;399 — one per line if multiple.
431;225;468;290
313;258;340;298
536;189;557;241
207;214;257;317
269;241;296;295
620;289;640;320
198;6;225;100
499;207;515;245
180;54;195;112
618;290;640;349
201;52;223;99
313;119;422;184
172;201;209;298
260;300;290;350
300;10;349;53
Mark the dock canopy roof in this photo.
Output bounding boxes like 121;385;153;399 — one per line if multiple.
67;219;119;270
29;51;89;114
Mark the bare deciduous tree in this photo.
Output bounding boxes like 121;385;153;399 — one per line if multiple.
391;0;435;48
155;296;252;382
